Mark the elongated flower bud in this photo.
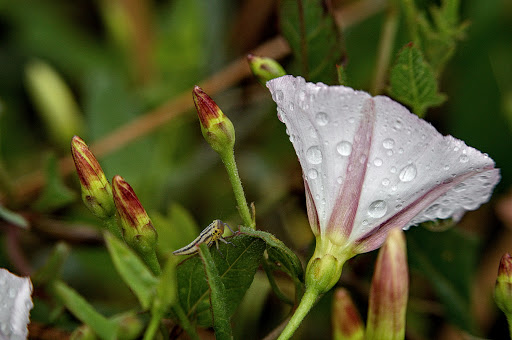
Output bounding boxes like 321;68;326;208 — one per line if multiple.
366;229;408;340
332;288;364;340
71;136;116;219
192;86;235;154
247;54;286;85
495;253;512;317
112;175;157;254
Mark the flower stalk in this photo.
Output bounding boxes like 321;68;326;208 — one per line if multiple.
192;86;255;229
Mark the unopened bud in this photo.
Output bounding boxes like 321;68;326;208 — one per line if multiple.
71;136;115;219
192;86;235;154
332;288;364;340
25;60;83;149
247;54;286;85
366;229;408;340
112;175;157;254
495;253;512;317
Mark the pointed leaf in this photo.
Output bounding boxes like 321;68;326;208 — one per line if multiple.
53;280;118;340
389;44;446;117
104;233;158;310
198;244;233;340
176;233;265;327
280;0;344;84
0;204;29;228
239;226;304;282
407;226;477;332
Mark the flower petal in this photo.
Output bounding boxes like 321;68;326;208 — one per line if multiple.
0;269;33;339
267;76;499;248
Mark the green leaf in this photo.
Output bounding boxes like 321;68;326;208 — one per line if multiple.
407;226;478;332
176;233;265;327
152;202;200;256
0;203;29;228
388;44;446;117
32;242;70;286
279;0;344;84
104;233;158;310
239;226;304;282
33;153;76;212
198;244;233;340
53;280;118;340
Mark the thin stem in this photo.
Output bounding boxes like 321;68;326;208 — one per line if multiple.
371;0;399;95
277;287;319;340
103;215;123;239
262;258;294;305
143;314;160;340
173;304;201;340
142;250;161;276
220;149;255;229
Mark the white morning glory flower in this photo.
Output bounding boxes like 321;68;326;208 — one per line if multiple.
0;269;33;340
268;76;500;257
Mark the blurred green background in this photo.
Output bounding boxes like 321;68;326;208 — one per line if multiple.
0;0;511;339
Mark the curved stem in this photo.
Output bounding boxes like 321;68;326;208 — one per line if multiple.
143;314;160;340
142;250;161;276
103;215;123;239
277;287;320;340
220;150;255;229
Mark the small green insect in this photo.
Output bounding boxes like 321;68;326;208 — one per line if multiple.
173;219;235;256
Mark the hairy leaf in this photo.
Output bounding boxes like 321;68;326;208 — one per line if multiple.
389;44;446;117
177;233;265;327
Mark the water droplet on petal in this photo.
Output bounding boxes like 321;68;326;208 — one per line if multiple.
336;141;352;156
382;178;390;186
453;183;466;192
315;112;329;126
337;176;343;184
306;146;323;164
298;90;306;101
362;219;368;226
383;138;395;149
289;103;295;111
390;166;397;174
308;169;318;179
394;120;402;130
459;155;469;163
399;164;417;182
275;90;284;101
373;158;383;166
387;150;394;156
444;164;450;171
368;200;388;218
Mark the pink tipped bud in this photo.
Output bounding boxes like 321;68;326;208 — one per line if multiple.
71;136;115;218
247;54;286;85
192;86;235;154
366;229;408;340
112;175;157;254
495;253;512;317
332;288;364;340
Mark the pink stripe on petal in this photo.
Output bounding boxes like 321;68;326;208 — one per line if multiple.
327;98;376;243
353;167;499;252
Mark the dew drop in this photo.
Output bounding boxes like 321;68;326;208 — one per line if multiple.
362;219;369;226
382;178;390;186
394;120;402;130
336;141;352;156
383;138;395;149
399;164;417;182
398;148;404;154
390;166;397;174
459;155;469;163
368;200;388;218
373;158;383;167
289;103;295;111
348;117;355;124
298;90;306;101
337;176;343;184
308;169;318;179
315;112;329;126
444;164;450;171
453;183;466;192
387;150;394;156
275;90;284;101
306;146;323;164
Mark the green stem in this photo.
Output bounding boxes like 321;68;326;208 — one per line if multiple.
143;314;161;340
262;258;294;305
219;150;255;229
142;250;161;276
371;0;399;95
277;287;320;340
103;215;123;239
173;304;201;340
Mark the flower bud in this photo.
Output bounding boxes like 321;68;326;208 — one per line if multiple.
366;229;408;340
112;175;157;254
25;60;83;150
192;86;235;154
247;54;286;85
71;136;116;219
495;253;512;317
332;288;364;340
